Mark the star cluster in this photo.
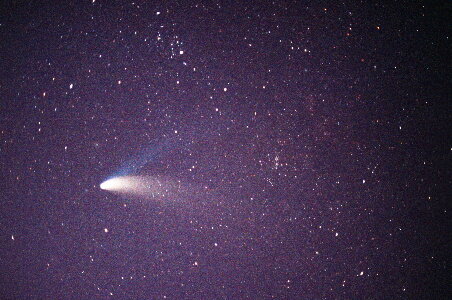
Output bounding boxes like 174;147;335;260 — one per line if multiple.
0;1;449;299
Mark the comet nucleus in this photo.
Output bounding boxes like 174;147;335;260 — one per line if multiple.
100;177;129;191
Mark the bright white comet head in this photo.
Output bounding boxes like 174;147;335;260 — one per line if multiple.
100;177;129;191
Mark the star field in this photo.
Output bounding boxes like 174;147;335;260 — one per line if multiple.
0;1;449;299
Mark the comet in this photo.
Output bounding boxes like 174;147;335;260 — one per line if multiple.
99;175;184;201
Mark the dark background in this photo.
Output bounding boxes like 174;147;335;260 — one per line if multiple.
0;1;450;299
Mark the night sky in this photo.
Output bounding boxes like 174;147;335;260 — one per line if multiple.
0;1;450;299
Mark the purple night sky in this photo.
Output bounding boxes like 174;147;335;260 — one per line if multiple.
0;1;449;299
